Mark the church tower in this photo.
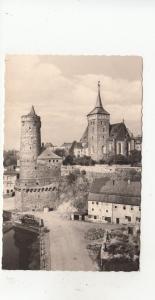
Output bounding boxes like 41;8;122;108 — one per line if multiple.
20;106;41;183
87;82;110;161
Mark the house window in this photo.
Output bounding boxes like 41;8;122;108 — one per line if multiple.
94;216;97;219
92;208;94;211
106;210;108;213
92;201;94;204
125;216;131;222
131;206;134;210
96;202;99;205
139;207;141;211
136;217;140;222
115;206;117;208
123;206;126;210
105;217;111;223
49;160;51;162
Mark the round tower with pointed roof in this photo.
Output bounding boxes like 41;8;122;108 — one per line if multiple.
20;106;41;181
87;82;110;161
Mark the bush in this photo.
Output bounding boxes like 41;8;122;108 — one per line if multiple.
63;155;75;165
107;154;129;165
128;150;141;165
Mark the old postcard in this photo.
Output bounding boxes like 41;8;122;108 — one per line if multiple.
3;55;142;271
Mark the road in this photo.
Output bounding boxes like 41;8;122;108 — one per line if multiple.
37;212;99;271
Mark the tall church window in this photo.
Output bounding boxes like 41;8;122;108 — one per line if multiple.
118;142;121;154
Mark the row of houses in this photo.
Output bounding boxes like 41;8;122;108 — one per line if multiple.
87;178;141;225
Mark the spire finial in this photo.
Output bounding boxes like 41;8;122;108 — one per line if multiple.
98;80;100;92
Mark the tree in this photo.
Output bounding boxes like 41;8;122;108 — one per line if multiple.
74;155;95;166
3;150;18;167
63;155;75;165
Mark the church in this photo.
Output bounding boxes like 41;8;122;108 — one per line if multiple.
76;82;135;162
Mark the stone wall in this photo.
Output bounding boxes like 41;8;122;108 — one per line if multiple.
15;182;58;211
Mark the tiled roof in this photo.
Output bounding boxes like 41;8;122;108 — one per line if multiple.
37;146;62;160
109;122;130;141
61;142;72;147
88;193;140;206
89;178;141;206
4;170;19;176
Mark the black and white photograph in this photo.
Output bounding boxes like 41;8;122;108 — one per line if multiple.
3;55;142;271
1;1;155;300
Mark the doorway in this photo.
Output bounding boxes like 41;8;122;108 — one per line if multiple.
116;218;120;224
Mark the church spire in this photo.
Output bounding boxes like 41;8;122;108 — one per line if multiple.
95;81;103;108
87;81;110;116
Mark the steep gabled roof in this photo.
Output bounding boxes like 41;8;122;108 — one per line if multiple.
29;105;36;116
80;126;88;143
87;82;110;116
110;122;130;141
37;146;62;160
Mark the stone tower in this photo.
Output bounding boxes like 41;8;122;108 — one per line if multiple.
20;106;41;183
87;82;110;161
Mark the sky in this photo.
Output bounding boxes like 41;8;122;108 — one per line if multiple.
4;55;142;150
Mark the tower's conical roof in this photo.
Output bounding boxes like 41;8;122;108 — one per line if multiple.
87;81;110;116
29;105;36;115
